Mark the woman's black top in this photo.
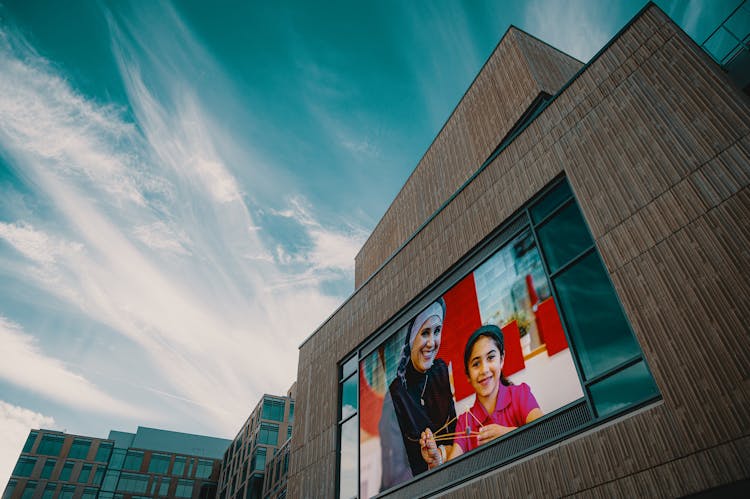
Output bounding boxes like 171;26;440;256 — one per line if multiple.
389;359;457;476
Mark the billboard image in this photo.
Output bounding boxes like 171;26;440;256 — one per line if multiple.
358;229;584;497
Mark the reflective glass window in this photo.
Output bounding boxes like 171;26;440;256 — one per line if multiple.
172;456;186;476
59;461;74;482
22;432;38;453
159;478;171;496
338;416;357;499
41;459;56;479
78;464;91;483
287;426;292;440
339;374;357;420
82;488;97;499
37;435;64;456
42;483;56;499
341;356;357;378
537;201;593;274
93;467;104;485
553;252;641;379
102;471;120;491
117;473;149;493
95;442;113;463
590;361;660;418
59;485;75;499
3;480;17;499
257;424;278;446
13;457;37;477
123;451;144;471
148;454;170;474
68;439;91;460
261;399;285;421
175;479;193;498
288;402;294;423
530;180;573;223
108;449;126;470
251;448;266;471
99;493;114;499
21;482;36;499
195;460;213;479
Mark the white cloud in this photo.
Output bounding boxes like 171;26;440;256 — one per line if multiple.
0;222;83;265
133;222;191;256
0;401;56;491
0;317;145;418
523;0;610;62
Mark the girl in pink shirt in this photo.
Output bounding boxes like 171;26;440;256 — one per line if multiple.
420;325;543;466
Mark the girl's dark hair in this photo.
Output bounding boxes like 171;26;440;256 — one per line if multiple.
463;324;512;386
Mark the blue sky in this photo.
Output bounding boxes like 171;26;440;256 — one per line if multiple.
0;0;736;485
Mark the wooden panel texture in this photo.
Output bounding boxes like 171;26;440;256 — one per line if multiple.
290;4;750;498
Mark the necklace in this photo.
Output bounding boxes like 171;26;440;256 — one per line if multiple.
420;373;429;406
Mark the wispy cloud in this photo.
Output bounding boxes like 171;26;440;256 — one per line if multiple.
0;5;365;436
0;401;55;490
523;0;610;61
0;317;144;417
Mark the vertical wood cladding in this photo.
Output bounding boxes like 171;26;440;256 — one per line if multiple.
290;5;750;497
354;27;583;287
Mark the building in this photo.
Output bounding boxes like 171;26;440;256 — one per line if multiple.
260;438;289;499
289;3;749;498
218;388;295;499
4;430;113;499
3;427;230;499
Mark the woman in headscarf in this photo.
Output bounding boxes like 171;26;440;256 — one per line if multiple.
379;297;456;489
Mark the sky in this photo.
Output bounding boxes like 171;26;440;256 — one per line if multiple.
0;0;738;487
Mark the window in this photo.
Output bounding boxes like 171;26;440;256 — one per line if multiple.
21;482;36;499
42;483;56;499
108;449;126;470
288;402;294;424
337;355;357;499
117;473;149;493
3;480;17;499
12;457;37;477
93;467;104;485
41;459;56;479
158;478;171;496
37;435;64;456
148;454;170;474
22;432;38;453
340;178;659;496
175;479;193;498
102;471;120;491
82;488;97;499
78;464;92;483
123;451;144;471
59;461;74;482
261;399;285;421
287;426;292;440
59;485;75;499
95;442;113;463
195;460;213;479
68;439;91;460
250;448;266;471
172;456;186;476
257;424;278;446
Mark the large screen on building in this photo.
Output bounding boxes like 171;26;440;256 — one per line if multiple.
357;229;584;497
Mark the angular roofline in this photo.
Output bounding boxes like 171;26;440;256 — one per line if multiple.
302;1;659;349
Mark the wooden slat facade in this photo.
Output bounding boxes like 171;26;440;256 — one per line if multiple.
290;4;750;497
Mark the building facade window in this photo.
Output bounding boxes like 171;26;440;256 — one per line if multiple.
59;461;74;482
22;432;38;453
250;448;266;471
42;483;56;499
337;355;358;499
123;451;144;471
175;479;193;498
261;398;285;421
195;459;213;479
37;435;64;456
81;488;97;499
78;464;92;483
338;178;660;497
257;424;278;446
12;457;37;477
21;482;36;499
40;458;56;479
117;473;149;493
148;454;170;474
95;442;113;463
68;439;91;460
58;485;75;499
158;477;171;496
172;456;186;476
